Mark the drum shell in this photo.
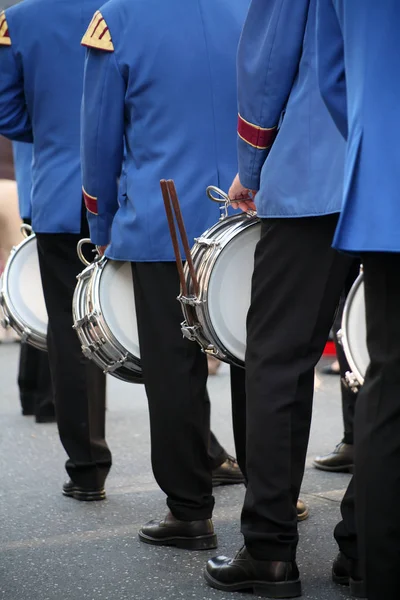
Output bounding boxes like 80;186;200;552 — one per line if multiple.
72;258;143;384
181;213;260;368
0;235;47;351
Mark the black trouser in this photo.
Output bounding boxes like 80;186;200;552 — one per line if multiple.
131;262;219;521
241;215;353;561
335;253;400;600
35;226;111;489
332;261;360;445
230;265;360;479
18;343;54;418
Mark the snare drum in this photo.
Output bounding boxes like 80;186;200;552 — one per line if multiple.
0;232;48;351
181;211;261;367
73;253;142;383
338;272;369;390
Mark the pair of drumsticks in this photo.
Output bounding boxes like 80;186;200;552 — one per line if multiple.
160;179;199;298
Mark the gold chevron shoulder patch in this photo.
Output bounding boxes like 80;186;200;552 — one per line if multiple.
81;11;114;52
0;12;12;46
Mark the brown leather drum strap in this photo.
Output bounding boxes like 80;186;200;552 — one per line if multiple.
160;179;199;297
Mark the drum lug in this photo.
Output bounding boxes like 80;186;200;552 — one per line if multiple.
344;371;359;394
20;328;31;344
204;345;218;357
73;316;86;329
103;353;128;374
81;339;103;357
194;236;220;248
181;321;200;341
179;294;203;307
336;329;343;346
1;315;10;329
81;344;94;358
73;312;98;329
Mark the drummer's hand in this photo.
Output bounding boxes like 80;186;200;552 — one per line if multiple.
228;174;257;212
96;245;108;257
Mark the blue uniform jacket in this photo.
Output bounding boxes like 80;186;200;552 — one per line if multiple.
317;0;400;253
0;0;102;234
81;0;249;262
12;141;32;221
237;0;344;219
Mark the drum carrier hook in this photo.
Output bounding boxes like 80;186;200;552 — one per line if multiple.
76;238;101;267
206;186;231;220
20;223;32;238
206;185;257;220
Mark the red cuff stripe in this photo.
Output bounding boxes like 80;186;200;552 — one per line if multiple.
83;188;98;215
237;114;277;149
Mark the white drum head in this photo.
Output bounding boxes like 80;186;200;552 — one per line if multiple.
7;237;47;336
208;222;261;362
98;261;140;358
343;276;369;382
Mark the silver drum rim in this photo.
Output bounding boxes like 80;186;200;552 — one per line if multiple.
72;258;142;384
0;234;47;351
181;213;260;368
340;273;366;387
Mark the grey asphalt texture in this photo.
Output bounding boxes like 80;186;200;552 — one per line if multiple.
0;343;353;600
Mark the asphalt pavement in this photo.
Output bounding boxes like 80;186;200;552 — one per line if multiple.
0;342;353;600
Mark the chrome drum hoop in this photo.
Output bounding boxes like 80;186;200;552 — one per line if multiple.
339;273;366;388
72;258;143;384
72;261;96;359
0;235;47;351
181;212;260;368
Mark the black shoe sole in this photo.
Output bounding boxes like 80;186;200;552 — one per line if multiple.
35;415;56;423
350;578;367;598
62;488;106;501
212;476;246;487
332;572;349;586
204;569;302;598
138;530;218;551
313;461;353;473
332;572;366;598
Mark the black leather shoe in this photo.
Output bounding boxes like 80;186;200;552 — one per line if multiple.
35;413;56;423
313;442;354;473
62;479;106;501
296;500;309;522
320;363;340;375
139;511;217;550
332;552;366;598
212;456;245;486
205;546;302;598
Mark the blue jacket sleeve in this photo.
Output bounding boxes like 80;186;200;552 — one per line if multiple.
316;0;347;139
81;47;125;247
0;43;32;142
237;0;310;190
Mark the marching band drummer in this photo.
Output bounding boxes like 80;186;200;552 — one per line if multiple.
317;2;400;598
205;0;361;597
0;0;112;500
81;0;249;549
